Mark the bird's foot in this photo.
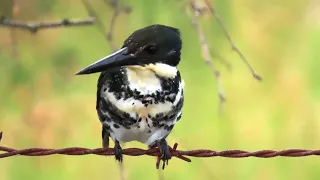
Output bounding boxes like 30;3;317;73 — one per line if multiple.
114;140;123;162
157;139;171;169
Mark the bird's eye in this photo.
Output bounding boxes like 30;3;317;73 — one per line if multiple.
144;45;157;55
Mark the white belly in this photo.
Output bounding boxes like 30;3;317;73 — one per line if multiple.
101;65;184;145
103;86;183;145
104;117;178;146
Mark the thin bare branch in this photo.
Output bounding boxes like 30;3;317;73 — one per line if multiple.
158;170;164;180
104;0;121;51
104;0;132;51
0;17;96;33
190;0;226;107
9;0;19;58
10;28;19;58
203;0;262;81
118;161;126;180
80;1;131;178
104;0;132;178
210;50;232;71
104;0;131;13
81;0;131;51
106;9;119;51
81;0;108;38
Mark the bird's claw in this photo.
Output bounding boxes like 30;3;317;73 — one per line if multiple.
157;139;171;169
160;150;171;169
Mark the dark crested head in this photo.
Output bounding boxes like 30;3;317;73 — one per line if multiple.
122;24;182;66
76;24;182;75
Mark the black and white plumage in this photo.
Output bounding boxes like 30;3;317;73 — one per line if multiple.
76;24;184;167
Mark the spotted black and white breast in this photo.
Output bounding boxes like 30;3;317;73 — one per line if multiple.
96;65;184;146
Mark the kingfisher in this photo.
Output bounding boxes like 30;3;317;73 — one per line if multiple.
76;24;184;168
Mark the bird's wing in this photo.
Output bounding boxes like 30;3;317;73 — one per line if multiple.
96;71;108;110
145;93;184;146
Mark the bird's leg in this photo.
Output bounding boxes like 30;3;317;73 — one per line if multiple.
148;142;157;149
102;128;109;148
114;140;123;162
157;138;171;169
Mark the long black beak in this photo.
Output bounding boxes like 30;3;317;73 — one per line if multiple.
75;47;136;75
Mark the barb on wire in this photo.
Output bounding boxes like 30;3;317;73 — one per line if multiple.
0;16;96;33
203;0;262;81
189;0;226;108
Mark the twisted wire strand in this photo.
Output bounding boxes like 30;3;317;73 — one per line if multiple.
1;132;320;168
1;144;320;159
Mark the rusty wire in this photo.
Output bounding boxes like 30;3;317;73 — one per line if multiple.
1;132;320;169
2;144;320;159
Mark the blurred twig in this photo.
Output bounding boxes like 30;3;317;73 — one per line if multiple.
203;0;262;80
81;1;131;178
9;0;19;58
118;161;126;180
106;8;119;51
158;169;164;180
105;0;131;51
9;25;18;58
81;0;108;39
186;0;263;109
0;16;96;33
117;143;127;180
190;0;226;108
105;0;131;13
81;0;131;51
211;50;232;71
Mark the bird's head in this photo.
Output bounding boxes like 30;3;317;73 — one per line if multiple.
76;24;182;75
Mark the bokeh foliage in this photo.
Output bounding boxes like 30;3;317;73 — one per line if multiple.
1;0;320;179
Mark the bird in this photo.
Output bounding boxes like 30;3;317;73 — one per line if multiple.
75;24;184;168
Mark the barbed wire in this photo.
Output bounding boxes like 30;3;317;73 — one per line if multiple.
2;144;320;159
1;133;320;169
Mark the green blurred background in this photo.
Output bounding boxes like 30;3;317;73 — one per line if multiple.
1;0;320;179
